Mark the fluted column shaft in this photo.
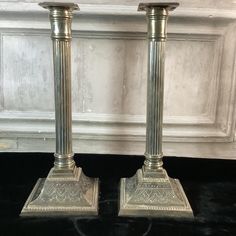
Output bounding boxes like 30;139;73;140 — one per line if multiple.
39;3;79;169
142;6;169;171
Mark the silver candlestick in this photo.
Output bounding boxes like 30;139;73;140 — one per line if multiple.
21;2;99;216
119;2;193;218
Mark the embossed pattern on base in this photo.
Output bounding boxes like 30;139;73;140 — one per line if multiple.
21;167;99;216
119;168;193;218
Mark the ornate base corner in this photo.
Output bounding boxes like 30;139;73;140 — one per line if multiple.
119;168;193;218
20;167;99;217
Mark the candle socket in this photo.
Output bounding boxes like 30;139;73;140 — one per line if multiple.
119;2;193;218
21;2;98;216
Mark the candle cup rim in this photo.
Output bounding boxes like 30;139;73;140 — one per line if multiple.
138;2;179;12
39;2;79;11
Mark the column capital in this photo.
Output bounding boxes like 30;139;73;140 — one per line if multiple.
138;2;179;41
39;2;79;40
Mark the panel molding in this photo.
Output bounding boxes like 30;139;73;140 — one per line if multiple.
0;30;232;140
0;111;229;141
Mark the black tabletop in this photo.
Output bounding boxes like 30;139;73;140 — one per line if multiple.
0;153;235;236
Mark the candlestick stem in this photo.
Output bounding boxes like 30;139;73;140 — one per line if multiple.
119;2;193;218
21;2;99;216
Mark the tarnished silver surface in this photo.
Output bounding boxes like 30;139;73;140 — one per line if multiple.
119;2;193;218
21;168;99;216
21;2;98;216
119;168;192;217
